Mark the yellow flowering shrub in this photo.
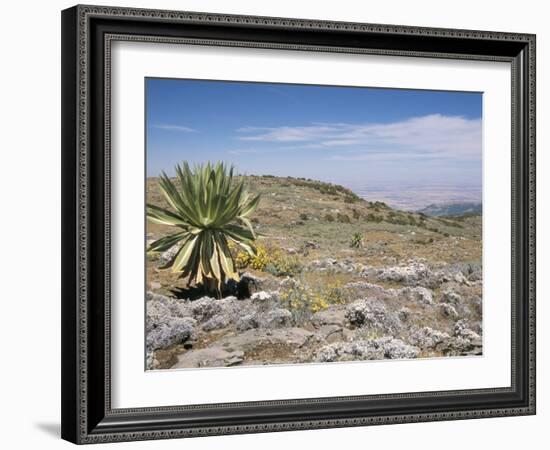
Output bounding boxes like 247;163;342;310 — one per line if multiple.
234;242;270;270
235;243;303;276
279;277;349;322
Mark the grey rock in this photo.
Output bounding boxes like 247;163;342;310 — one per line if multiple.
217;328;314;352
454;320;482;344
146;317;196;352
158;244;180;265
311;308;347;328
316;337;419;362
398;307;412;322
440;291;462;305
399;286;434;305
409;327;451;350
172;348;245;368
453;272;471;285
251;290;279;303
146;292;194;335
237;308;293;331
377;261;448;288
345;299;402;333
202;314;232;332
439;303;459;318
308;258;357;273
316;325;344;343
377;337;421;359
304;241;320;249
359;266;378;278
190;296;222;321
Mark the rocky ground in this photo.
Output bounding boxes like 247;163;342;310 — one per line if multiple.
145;175;482;370
146;259;482;370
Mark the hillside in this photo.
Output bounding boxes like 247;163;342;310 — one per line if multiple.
147;175;482;271
418;201;482;217
145;175;483;370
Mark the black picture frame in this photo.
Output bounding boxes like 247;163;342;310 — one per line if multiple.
61;4;536;444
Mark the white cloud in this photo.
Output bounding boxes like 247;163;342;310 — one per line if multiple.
152;124;196;132
235;114;482;162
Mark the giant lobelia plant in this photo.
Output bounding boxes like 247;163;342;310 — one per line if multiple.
146;162;260;296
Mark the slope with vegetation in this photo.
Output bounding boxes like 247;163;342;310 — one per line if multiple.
146;172;483;369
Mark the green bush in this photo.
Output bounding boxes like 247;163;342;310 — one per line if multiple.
366;213;382;223
337;213;351;223
350;232;364;248
264;254;303;277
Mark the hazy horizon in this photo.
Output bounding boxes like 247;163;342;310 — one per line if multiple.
146;78;482;210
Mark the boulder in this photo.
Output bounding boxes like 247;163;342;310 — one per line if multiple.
236;308;293;331
440;291;462;305
439;303;459;318
315;325;345;343
146;317;196;352
399;286;434;305
316;337;419;362
311;308;347;328
345;299;402;333
172;348;245;368
158;244;180;266
377;261;447;288
409;327;451;350
216;328;314;353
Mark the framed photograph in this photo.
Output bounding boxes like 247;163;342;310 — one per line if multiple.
61;4;536;444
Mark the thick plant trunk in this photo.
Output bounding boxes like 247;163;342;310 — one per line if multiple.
204;277;222;299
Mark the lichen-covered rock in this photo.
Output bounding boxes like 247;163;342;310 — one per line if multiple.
311;308;347;328
359;265;378;278
454;320;482;345
440;291;462;305
202;314;232;332
377;337;421;359
146;293;196;351
190;296;248;325
316;337;419;362
215;328;314;353
158;244;180;266
399;286;434;305
398;307;412;322
250;290;280;305
262;308;293;328
377;261;431;284
453;272;471;285
236;308;293;331
409;323;482;356
439;303;459;318
189;296;223;321
345;299;402;333
307;258;359;273
376;261;449;288
146;317;196;352
409;327;451;350
172;348;245;368
315;325;345;343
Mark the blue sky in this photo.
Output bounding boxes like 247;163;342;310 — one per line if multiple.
146;78;482;196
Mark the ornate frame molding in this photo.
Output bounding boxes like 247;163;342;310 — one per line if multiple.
61;5;536;444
